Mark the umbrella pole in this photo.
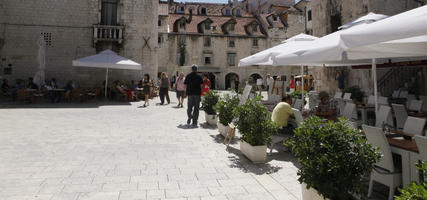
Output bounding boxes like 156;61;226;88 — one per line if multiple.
105;68;109;98
372;58;378;112
301;64;304;111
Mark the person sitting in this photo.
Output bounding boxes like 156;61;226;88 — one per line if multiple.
315;91;336;119
115;81;133;101
44;81;56;103
11;79;24;101
129;80;138;91
64;80;74;102
272;95;295;135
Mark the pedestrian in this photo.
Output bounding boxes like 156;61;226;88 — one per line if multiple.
215;76;220;90
266;74;274;93
175;72;185;107
142;74;151;107
202;74;210;96
184;65;203;126
234;76;239;93
289;75;295;93
159;72;171;105
256;77;263;96
170;75;176;90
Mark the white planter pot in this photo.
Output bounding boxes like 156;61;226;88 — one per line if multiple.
301;183;330;200
217;121;231;137
205;113;218;126
240;140;267;163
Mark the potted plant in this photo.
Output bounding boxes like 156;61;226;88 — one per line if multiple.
202;90;220;125
285;116;380;200
395;162;427;200
234;97;279;163
215;92;239;137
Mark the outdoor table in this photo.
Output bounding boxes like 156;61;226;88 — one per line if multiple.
408;111;427;118
356;104;375;125
386;130;418;186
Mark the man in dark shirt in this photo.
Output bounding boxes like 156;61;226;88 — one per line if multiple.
184;65;203;126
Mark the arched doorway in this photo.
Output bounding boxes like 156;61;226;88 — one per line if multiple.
249;73;262;85
225;73;239;90
207;72;216;90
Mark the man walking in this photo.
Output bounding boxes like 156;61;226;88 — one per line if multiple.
184;65;203;126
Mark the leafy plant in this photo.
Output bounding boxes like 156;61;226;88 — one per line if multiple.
202;90;220;115
343;86;365;102
233;97;279;146
395;162;427;200
215;92;239;125
289;90;307;104
285;116;381;200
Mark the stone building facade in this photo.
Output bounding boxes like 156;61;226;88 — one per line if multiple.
158;0;306;90
0;0;158;87
308;0;426;95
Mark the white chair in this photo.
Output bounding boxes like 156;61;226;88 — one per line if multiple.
292;108;304;127
375;105;394;128
346;120;358;129
293;99;303;110
403;117;426;136
408;100;423;112
363;125;402;200
334;92;343;99
406;94;416;108
367;95;376;105
343;93;352;101
412;136;427;183
391;104;408;130
419;95;427;112
342;102;356;120
399;91;408;99
378;96;389;107
392;90;400;98
291;98;296;107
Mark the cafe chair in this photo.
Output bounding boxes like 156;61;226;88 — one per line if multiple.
346;120;358;129
399;91;409;99
333;92;343;99
406;94;416;108
293;99;303;111
403;117;426;136
376;105;394;128
419;95;427;112
415;135;427;162
367;95;376;105
391;104;408;130
411;136;427;183
342;102;356;120
378;96;389;107
343;93;352;103
363;125;402;200
408;100;423;112
292;108;304;127
291;98;296;107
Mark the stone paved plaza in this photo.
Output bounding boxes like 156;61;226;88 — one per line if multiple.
0;92;301;200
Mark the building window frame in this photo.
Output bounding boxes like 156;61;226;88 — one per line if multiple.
203;52;213;65
228;39;235;48
204;37;211;47
308;10;312;21
227;52;236;66
252;38;258;47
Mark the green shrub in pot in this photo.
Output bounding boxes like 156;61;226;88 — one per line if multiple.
233;97;279;146
395;162;427;200
201;90;220;115
215;92;240;126
285;116;381;200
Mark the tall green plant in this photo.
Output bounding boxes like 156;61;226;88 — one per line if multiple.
215;92;239;125
233;97;279;146
285;116;381;200
202;90;220;115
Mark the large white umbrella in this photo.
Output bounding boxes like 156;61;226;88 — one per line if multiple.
273;7;427;111
72;49;141;97
33;35;46;88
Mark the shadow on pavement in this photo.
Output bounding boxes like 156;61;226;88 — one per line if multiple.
177;124;198;129
199;123;217;130
225;146;283;175
0;100;132;109
210;134;238;145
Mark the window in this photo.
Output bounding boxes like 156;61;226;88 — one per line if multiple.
308;10;312;21
252;25;257;32
225;8;231;16
229;24;235;32
158;19;162;26
252;38;258;47
101;0;118;25
204;37;211;47
158;35;163;44
177;6;185;14
236;9;241;17
203;53;212;64
228;39;235;47
273;16;278;21
212;26;217;31
205;22;211;30
227;53;236;66
179;21;185;29
40;32;52;46
201;7;207;15
4;64;12;75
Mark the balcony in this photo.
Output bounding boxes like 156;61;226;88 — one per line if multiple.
93;25;124;44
